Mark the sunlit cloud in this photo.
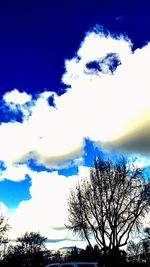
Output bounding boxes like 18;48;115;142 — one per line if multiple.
1;90;84;168
8;162;150;244
3;89;32;105
0;163;32;182
62;31;150;148
0;29;150;170
9;166;90;240
1;27;150;243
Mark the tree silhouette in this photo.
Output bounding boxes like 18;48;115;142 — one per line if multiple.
127;228;150;265
1;231;47;267
17;231;47;254
67;157;150;265
127;240;142;262
141;227;150;264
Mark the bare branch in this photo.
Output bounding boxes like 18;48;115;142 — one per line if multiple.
67;156;150;253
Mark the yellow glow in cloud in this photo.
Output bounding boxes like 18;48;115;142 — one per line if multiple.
2;28;150;248
61;31;150;146
1;30;150;169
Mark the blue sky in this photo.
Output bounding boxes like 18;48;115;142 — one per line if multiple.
0;0;150;249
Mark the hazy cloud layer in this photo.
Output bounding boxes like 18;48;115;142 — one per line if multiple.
112;121;150;155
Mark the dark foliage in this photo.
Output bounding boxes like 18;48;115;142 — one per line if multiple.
0;231;48;267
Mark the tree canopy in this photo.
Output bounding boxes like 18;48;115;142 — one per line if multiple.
17;231;47;254
67;157;150;253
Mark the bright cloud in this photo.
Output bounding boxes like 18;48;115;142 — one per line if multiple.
9;166;90;240
3;89;31;105
1;27;150;246
0;163;32;181
8;162;150;245
0;29;150;171
0;90;84;168
62;31;150;146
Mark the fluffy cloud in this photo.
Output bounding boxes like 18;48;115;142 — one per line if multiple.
0;90;84;168
0;27;150;247
3;89;31;105
8;166;90;241
0;29;150;171
1;26;150;249
0;163;32;181
8;162;150;246
61;31;150;150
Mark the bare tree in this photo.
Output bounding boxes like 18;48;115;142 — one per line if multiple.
6;231;48;267
127;240;142;262
127;228;150;263
67;157;150;254
17;231;47;254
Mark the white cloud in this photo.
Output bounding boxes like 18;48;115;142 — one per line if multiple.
8;166;90;241
3;89;31;105
1;27;150;249
8;163;150;247
0;92;84;168
60;31;150;153
0;29;150;170
0;163;32;181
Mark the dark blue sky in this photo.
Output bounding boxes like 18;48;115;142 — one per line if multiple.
0;0;149;96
